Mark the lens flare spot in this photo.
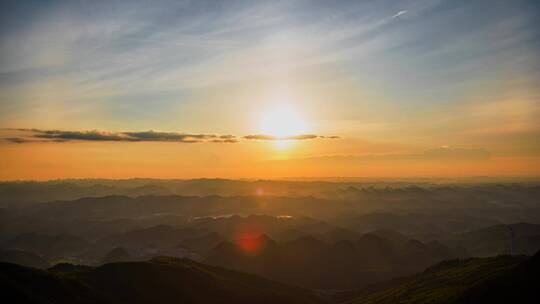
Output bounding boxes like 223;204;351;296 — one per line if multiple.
236;235;264;253
233;219;267;253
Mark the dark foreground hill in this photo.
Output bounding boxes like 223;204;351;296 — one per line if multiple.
0;257;323;304
454;251;540;303
347;252;539;304
2;253;538;304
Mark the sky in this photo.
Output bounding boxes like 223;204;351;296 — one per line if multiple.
0;0;539;179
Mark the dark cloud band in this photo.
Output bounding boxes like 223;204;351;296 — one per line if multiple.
3;129;237;144
2;129;339;144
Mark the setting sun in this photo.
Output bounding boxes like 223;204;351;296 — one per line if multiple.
259;105;308;138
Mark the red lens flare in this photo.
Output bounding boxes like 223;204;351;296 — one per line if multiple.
236;235;264;253
233;218;267;253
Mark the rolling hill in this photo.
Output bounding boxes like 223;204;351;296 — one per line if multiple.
0;257;323;304
205;233;465;289
347;252;538;304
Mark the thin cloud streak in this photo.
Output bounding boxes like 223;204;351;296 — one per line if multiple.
243;134;340;141
391;10;408;19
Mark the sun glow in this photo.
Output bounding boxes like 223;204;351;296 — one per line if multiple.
259;105;308;137
258;105;309;150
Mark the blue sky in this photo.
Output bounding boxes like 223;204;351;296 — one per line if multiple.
1;1;538;127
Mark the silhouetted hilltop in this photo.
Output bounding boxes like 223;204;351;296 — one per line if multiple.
454;251;540;303
0;257;323;304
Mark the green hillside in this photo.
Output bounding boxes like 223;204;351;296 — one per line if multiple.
347;254;532;304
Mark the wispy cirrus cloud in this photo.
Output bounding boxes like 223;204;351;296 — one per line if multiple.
391;10;408;19
1;129;339;144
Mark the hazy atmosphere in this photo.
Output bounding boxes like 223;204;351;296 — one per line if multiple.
1;1;539;304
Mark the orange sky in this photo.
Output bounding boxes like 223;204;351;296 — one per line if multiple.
1;1;539;179
1;139;538;180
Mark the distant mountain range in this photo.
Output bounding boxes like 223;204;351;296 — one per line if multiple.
1;180;539;302
205;232;465;289
3;218;540;289
2;179;539;204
